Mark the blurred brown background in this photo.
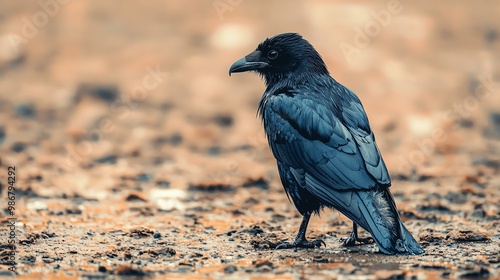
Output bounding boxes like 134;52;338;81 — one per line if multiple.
0;0;499;278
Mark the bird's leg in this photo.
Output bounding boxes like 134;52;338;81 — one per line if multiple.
275;212;326;249
343;222;373;246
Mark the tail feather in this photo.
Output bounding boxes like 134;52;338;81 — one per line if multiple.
401;223;424;254
320;188;424;255
357;191;423;255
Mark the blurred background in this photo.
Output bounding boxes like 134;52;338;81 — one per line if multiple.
0;0;498;195
0;0;499;277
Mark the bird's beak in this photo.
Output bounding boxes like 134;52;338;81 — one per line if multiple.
229;51;268;76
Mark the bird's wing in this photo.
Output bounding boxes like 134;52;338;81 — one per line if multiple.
264;90;389;193
339;87;391;186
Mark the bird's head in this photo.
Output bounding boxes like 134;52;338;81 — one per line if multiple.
229;33;329;85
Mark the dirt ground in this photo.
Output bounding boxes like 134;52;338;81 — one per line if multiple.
0;1;499;279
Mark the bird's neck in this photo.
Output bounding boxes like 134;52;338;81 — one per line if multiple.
264;72;332;91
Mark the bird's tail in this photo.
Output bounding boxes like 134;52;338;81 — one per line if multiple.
331;189;424;255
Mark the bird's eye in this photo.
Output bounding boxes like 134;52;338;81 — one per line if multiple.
267;50;278;60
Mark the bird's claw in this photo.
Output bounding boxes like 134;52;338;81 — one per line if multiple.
342;232;373;247
356;237;374;244
275;239;326;250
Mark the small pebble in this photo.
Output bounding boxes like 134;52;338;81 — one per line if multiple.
224;264;238;274
15;103;36;118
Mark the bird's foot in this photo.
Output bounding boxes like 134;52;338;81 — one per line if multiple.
275;238;325;250
342;231;374;246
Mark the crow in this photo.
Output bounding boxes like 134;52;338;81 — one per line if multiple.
228;33;424;255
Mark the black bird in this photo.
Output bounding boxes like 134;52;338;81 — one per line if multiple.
229;33;424;255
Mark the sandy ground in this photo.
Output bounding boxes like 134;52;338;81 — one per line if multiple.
0;0;499;279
